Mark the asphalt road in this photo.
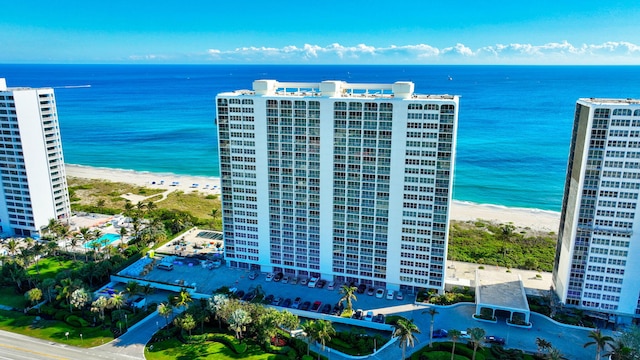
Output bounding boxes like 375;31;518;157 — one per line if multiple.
0;330;129;360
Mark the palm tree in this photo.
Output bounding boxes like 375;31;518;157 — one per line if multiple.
119;226;128;243
109;291;126;311
6;238;18;257
301;320;316;356
536;337;552;357
604;339;633;360
91;296;109;326
392;318;421;360
56;278;82;312
448;329;462;360
422;307;439;346
208;293;229;328
25;288;43;306
45;241;59;257
584;329;614;360
548;347;565;360
175;288;193;309
467;327;486;360
146;201;157;212
175;313;196;336
140;284;154;310
31;242;45;275
157;302;173;326
339;284;358;313
228;308;251;340
313;320;336;359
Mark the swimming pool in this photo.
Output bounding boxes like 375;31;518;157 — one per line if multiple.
84;233;121;248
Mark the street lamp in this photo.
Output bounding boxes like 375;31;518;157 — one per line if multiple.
80;334;83;343
65;332;69;340
125;314;128;329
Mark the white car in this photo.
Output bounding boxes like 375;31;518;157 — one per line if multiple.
307;276;319;288
386;290;395;300
459;330;470;339
265;273;274;282
327;281;335;291
375;288;385;298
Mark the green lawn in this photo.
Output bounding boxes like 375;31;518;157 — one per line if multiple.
146;338;288;360
0;287;26;309
0;309;112;348
27;257;81;280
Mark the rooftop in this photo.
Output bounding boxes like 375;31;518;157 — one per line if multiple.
219;80;456;100
475;270;529;312
579;97;640;105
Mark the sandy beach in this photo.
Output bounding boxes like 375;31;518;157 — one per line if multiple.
65;164;560;233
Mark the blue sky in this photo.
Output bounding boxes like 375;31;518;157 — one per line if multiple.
2;0;640;64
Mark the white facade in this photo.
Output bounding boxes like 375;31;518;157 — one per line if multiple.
0;79;71;238
216;80;458;292
553;98;640;323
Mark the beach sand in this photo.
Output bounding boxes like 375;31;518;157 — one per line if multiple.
65;164;560;233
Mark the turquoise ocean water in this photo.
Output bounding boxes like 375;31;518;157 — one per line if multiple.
3;64;640;212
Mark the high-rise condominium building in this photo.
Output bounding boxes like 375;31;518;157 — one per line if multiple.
216;80;458;292
0;78;71;238
553;98;640;323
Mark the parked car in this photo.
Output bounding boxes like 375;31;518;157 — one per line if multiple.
459;331;470;339
300;301;311;311
373;314;385;323
273;272;284;282
321;304;332;314
364;311;374;321
235;290;245;299
352;309;363;320
375;288;385;298
357;284;367;294
248;272;258;280
311;301;322;311
265;273;274;282
433;329;448;338
308;277;319;288
327;281;336;291
300;278;309;286
316;279;327;288
272;297;283;306
367;287;375;296
292;297;302;309
263;294;275;304
396;291;404;300
386;290;395;300
282;275;290;284
290;277;299;285
282;298;292;308
485;336;506;345
331;302;344;315
242;292;255;301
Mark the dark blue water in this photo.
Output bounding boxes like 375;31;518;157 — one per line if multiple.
3;64;640;211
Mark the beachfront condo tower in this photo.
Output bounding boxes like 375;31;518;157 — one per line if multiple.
554;98;640;324
216;80;458;293
0;78;71;238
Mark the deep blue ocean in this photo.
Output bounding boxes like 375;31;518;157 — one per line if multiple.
3;64;640;211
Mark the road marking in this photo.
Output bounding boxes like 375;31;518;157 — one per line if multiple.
0;343;69;360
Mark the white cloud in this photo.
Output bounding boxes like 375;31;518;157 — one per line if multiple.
133;41;640;64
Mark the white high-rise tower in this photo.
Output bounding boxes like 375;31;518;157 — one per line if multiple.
554;98;640;324
216;80;458;293
0;78;71;238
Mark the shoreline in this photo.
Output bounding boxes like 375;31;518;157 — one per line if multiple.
64;163;560;233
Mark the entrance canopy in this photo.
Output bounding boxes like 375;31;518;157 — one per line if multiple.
475;270;531;325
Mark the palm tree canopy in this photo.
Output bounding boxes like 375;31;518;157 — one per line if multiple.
393;318;421;349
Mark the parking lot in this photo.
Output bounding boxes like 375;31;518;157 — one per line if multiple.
127;256;416;320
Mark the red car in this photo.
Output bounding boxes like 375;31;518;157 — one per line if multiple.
311;301;322;312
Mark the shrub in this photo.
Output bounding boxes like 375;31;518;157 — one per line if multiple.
65;315;90;328
54;310;71;321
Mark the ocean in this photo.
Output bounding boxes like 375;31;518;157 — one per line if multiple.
3;64;640;212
